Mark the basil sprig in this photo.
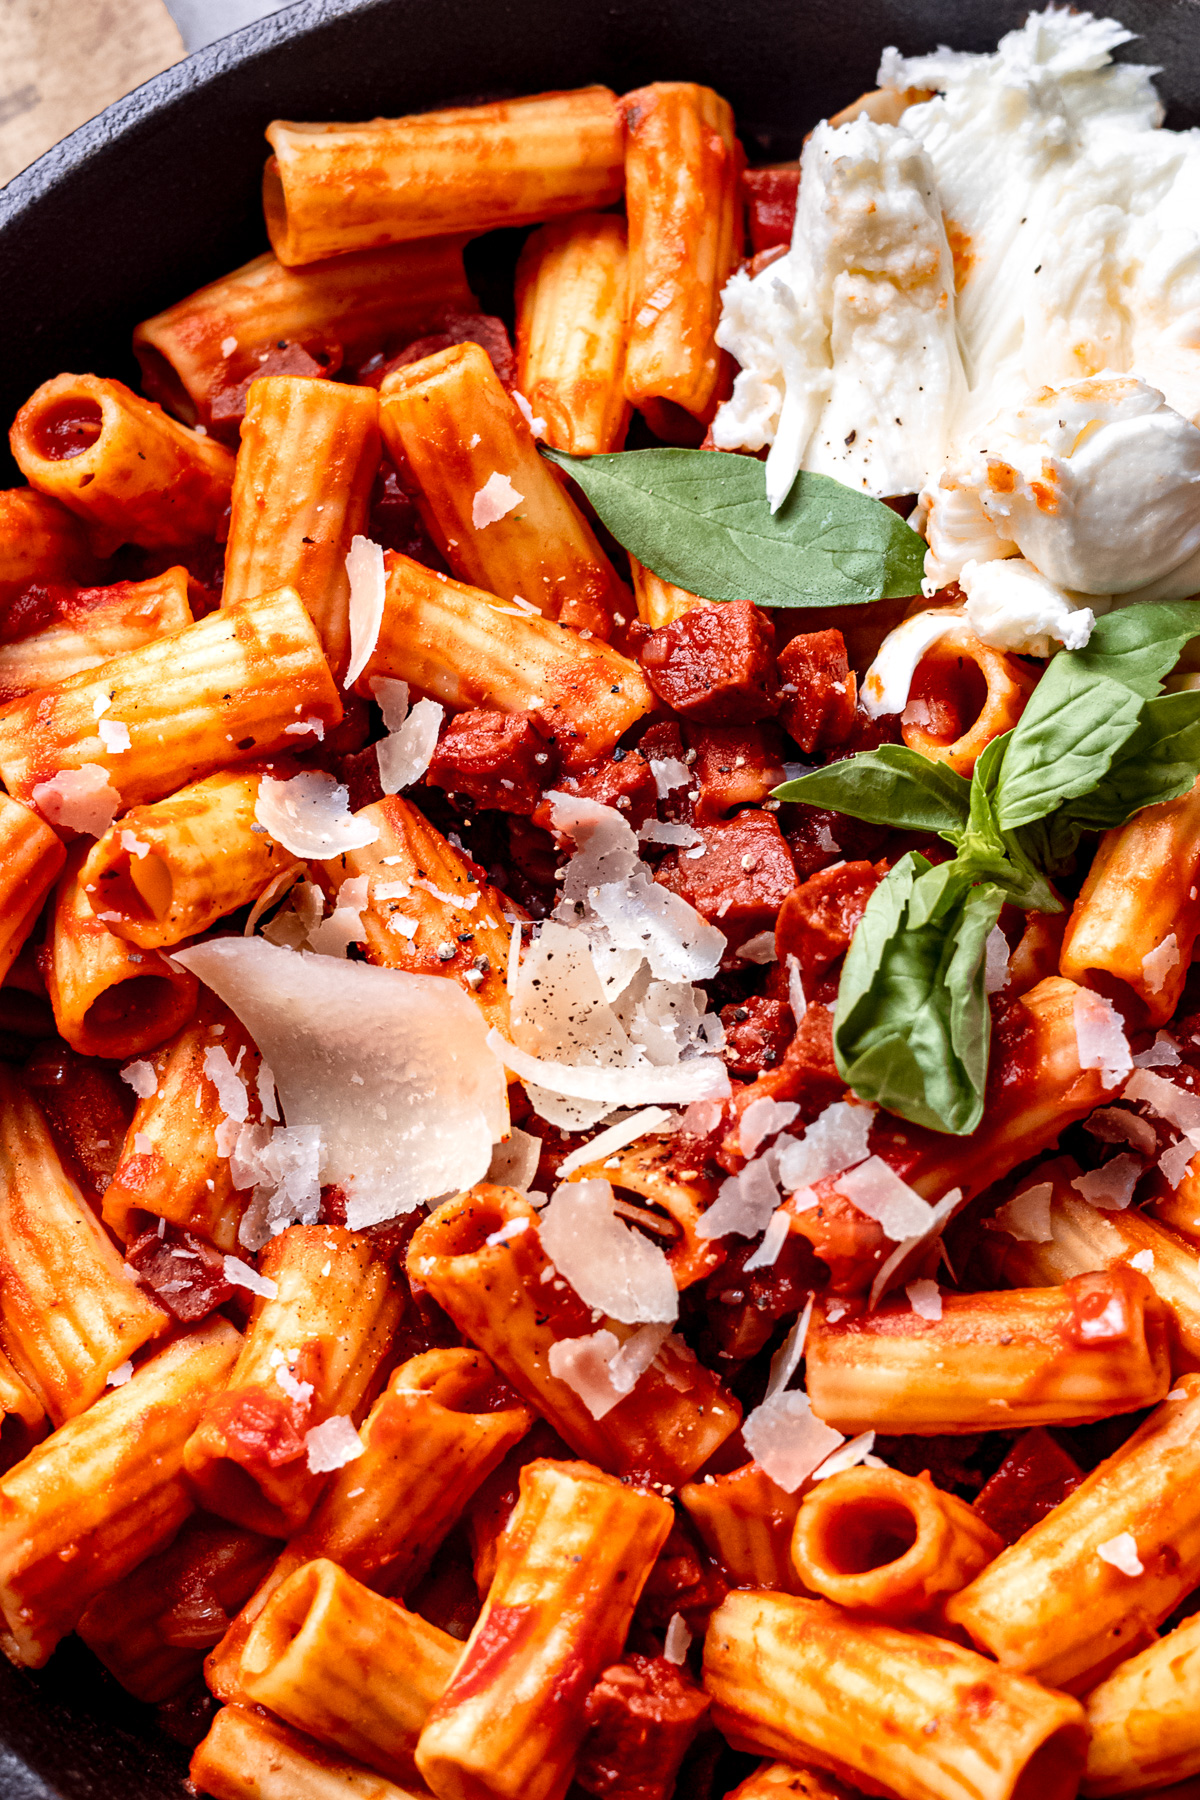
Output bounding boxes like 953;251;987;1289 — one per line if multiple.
774;601;1200;1135
542;446;926;608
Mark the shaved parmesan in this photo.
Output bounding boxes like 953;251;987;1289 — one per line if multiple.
1097;1533;1143;1578
370;677;410;733
305;1415;364;1474
735;929;778;964
663;1613;692;1665
1126;1069;1200;1135
988;1182;1054;1243
120;829;150;859
766;1294;815;1403
343;535;387;688
744;1207;792;1270
547;1321;672;1419
484;1217;530;1248
512;390;548;437
175;939;508;1230
557;1107;675;1176
1134;1032;1182;1068
906;1279;943;1321
1142;934;1181;997
274;1363;313;1405
811;1431;879;1481
32;765;120;836
639;820;704;849
740;1098;800;1159
284;716;325;740
539;1179;678;1324
837;1157;932;1242
235;1124;323;1249
121;1059;158;1100
492;1032;728;1112
697;1156;781;1242
1129;1248;1155;1274
776;1101;872;1195
97;718;130;753
255;772;379;857
92;694;111;719
203;1046;248;1121
787;953;807;1026
472;472;522;528
1072;1154;1142;1211
868;1186;963;1309
1073;989;1132;1085
377;697;444;794
649;758;690;799
222;1255;278;1300
742;1389;844;1494
106;1360;134;1387
133;1132;153;1155
487;1127;542;1192
308;875;370;958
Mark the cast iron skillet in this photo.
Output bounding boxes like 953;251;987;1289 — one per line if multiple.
2;0;1200;1791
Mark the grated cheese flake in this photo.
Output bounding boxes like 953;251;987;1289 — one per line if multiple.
370;677;410;733
837;1156;933;1241
32;765;121;836
740;1098;801;1160
202;1046;249;1121
1072;1154;1143;1211
1097;1532;1143;1578
343;535;387;688
810;1430;880;1482
1129;1248;1155;1273
106;1360;134;1387
663;1613;692;1665
486;1127;542;1192
471;472;523;528
906;1278;943;1321
120;829;150;859
255;771;380;857
539;1179;678;1324
557;1107;675;1177
765;1294;814;1400
742;1389;844;1494
547;1321;671;1419
305;1415;365;1474
378;697;444;794
133;1132;153;1156
988;1182;1054;1242
222;1255;278;1300
744;1206;792;1270
735;929;778;964
121;1059;158;1100
1073;989;1133;1085
97;718;131;753
1141;933;1181;997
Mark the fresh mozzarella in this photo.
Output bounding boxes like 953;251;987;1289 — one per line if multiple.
860;607;966;717
959;558;1095;656
713;116;962;505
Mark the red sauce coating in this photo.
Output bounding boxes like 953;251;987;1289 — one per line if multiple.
972;1428;1084;1545
778;629;857;755
30;397;104;461
577;1654;711;1800
427;708;558;815
742;164;801;254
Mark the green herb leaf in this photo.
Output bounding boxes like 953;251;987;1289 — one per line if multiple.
1052;689;1200;833
1068;599;1200;699
771;747;972;836
541;446;926;608
834;854;1003;1136
992;660;1143;832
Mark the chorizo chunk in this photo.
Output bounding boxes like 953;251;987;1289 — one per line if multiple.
638;599;780;723
426;708;556;815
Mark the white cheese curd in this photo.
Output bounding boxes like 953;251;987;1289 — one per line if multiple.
959;557;1095;656
860;607;966;717
943;378;1200;597
712;115;962;506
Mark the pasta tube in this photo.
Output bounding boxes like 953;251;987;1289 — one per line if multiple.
184;1224;404;1535
408;1186;740;1488
415;1457;673;1800
804;1269;1170;1435
11;373;235;551
630;557;712;630
623;83;743;422
133;238;473;428
1060;775;1200;1025
728;1767;861;1800
514;213;631;455
206;1347;531;1700
80;767;294;949
0;586;342;812
1083;1611;1200;1796
680;1461;806;1593
704;1591;1087;1800
101;993;267;1250
223;377;380;676
0;565;193;703
947;1374;1200;1691
898;621;1036;777
791;1466;1002;1623
566;1138;720;1289
977;1155;1200;1369
378;341;632;635
0;1317;240;1667
354;553;651;769
0;487;101;601
264;88;624;265
0;794;65;986
76;1515;279;1702
0;1065;166;1423
0;1345;43;1475
191;1705;429;1800
318;794;516;1035
46;844;200;1059
241;1559;459;1779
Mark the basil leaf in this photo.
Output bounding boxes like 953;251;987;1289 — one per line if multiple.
542;446;926;608
992;659;1143;831
772;747;972;836
834;853;1003;1135
1057;689;1200;829
952;737;1060;912
1069;599;1200;699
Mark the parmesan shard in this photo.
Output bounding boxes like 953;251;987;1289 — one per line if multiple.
1071;1154;1142;1211
32;764;121;837
471;472;523;528
1073;989;1133;1085
775;1101;872;1195
538;1179;678;1324
744;1207;791;1270
377;697;444;794
97;718;131;754
222;1255;278;1300
810;1430;879;1482
988;1182;1054;1243
121;1059;158;1100
906;1278;943;1321
343;535;387;688
837;1156;933;1242
305;1415;365;1474
547;1321;671;1420
1141;933;1181;997
1097;1532;1143;1578
487;1127;542;1192
174;939;508;1229
663;1613;692;1665
740;1098;800;1159
741;1390;844;1494
255;771;380;858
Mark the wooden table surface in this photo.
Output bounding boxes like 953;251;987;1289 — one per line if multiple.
0;0;185;188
